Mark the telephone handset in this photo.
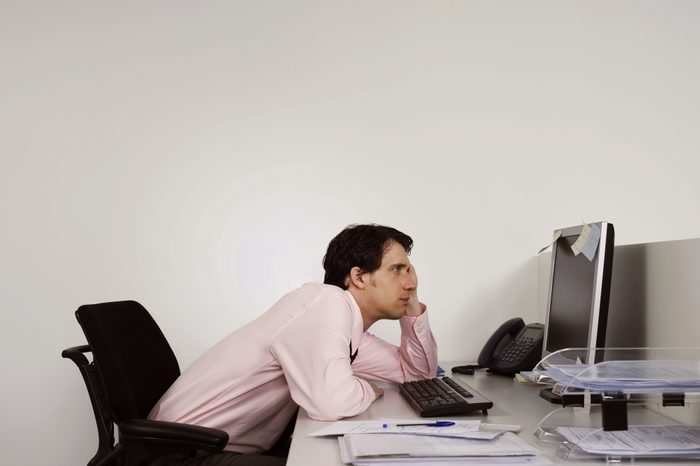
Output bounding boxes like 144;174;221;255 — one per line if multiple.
452;317;544;376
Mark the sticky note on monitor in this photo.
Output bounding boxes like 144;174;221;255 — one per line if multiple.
538;229;562;254
571;222;601;261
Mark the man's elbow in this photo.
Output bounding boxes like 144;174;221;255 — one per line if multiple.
303;391;373;421
306;403;366;421
306;407;347;422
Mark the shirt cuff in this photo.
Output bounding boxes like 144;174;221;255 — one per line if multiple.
400;306;430;334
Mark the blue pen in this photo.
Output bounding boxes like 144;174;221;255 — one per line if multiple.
383;421;455;428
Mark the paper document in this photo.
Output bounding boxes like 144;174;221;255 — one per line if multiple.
555;425;700;457
309;419;500;439
338;436;551;465
480;423;521;433
545;360;700;392
344;432;538;458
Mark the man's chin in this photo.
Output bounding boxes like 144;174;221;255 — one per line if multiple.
396;306;410;318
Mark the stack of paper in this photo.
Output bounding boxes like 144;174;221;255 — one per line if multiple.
311;420;551;465
514;372;536;384
545;360;700;393
339;432;542;464
555;425;700;458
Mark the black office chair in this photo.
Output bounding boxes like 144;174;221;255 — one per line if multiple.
62;300;228;466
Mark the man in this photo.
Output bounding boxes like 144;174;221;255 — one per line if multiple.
149;224;438;465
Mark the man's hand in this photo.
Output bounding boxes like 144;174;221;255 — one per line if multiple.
405;265;426;317
362;378;384;400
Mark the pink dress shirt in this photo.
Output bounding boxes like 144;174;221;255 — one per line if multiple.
148;283;438;453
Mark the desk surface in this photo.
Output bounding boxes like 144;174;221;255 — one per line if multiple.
287;363;686;466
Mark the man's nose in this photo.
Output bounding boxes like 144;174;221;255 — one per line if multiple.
404;272;417;289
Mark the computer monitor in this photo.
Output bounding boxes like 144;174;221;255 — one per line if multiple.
539;222;614;404
542;222;615;362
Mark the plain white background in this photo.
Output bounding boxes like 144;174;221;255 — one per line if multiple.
2;1;700;464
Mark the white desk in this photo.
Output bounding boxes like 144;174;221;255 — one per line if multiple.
287;363;688;466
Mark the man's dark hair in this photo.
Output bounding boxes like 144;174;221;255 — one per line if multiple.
323;224;413;290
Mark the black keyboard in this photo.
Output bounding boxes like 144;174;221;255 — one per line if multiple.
399;377;494;417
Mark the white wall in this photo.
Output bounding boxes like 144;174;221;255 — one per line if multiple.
3;1;700;464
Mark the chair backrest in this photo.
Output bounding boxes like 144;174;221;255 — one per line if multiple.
76;300;180;421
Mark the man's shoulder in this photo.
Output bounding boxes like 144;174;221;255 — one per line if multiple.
295;282;350;302
275;283;355;323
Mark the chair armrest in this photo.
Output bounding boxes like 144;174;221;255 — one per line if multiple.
119;419;229;452
62;344;92;366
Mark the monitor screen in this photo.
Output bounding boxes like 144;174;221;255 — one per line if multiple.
542;222;615;362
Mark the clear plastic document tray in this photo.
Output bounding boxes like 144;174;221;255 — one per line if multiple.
531;347;700;463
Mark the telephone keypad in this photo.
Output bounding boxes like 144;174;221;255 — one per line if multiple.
500;337;537;363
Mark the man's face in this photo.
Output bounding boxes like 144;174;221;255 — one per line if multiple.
363;240;417;320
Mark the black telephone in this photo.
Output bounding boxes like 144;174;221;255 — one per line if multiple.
452;317;544;376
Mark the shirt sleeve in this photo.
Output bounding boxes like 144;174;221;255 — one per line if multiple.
269;292;377;421
351;308;438;383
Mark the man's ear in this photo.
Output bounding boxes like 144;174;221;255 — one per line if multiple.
347;266;367;290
